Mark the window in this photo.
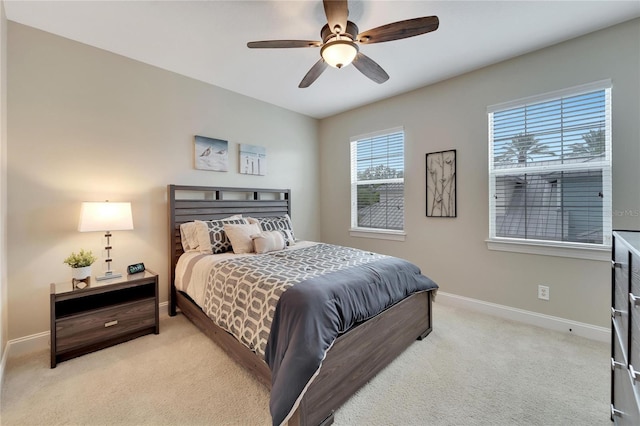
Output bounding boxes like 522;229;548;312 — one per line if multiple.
350;128;405;237
488;81;612;254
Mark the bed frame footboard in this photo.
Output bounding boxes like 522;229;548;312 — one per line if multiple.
177;289;433;426
290;290;432;426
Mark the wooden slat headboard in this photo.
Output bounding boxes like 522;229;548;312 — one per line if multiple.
167;185;291;314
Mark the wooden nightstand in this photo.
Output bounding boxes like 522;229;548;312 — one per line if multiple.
50;270;159;368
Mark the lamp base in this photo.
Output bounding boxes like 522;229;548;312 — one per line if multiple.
95;271;122;281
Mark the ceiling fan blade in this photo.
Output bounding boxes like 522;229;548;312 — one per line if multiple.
323;0;348;35
357;16;439;44
352;52;389;84
247;40;322;49
299;59;329;88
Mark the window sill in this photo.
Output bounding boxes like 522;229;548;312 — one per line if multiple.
350;228;406;241
486;238;611;261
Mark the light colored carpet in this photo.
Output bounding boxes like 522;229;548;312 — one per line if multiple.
1;303;609;426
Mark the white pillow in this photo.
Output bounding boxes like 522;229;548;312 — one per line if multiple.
251;231;286;254
179;222;200;252
224;223;262;254
194;216;248;254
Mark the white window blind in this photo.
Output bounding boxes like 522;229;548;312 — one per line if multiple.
350;128;404;232
488;81;612;247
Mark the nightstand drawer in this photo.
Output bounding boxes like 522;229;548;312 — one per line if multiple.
56;298;155;353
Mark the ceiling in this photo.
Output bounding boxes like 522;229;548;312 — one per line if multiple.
4;1;640;119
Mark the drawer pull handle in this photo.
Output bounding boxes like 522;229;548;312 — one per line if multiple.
104;320;118;328
612;307;623;317
631;364;640;382
612;260;622;269
612;358;625;370
611;404;623;417
630;293;640;307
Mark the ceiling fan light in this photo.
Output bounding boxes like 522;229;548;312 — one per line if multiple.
321;40;358;69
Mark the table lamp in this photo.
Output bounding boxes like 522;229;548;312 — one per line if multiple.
78;201;134;281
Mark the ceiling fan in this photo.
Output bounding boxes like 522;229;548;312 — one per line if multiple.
247;0;439;88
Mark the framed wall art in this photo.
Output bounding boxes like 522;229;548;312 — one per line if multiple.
194;135;228;172
426;149;456;217
239;144;267;176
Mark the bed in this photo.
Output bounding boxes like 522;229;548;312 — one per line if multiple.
168;185;438;426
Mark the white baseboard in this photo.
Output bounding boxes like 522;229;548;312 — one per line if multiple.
0;341;7;398
3;295;609;371
6;330;50;358
0;330;48;398
435;291;610;343
4;301;170;362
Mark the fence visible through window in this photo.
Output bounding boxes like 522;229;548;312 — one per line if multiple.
351;129;405;232
488;82;611;246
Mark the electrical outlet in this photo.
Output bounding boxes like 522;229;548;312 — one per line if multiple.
538;285;550;301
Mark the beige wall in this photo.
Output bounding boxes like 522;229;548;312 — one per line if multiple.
319;19;640;328
1;3;7;360
6;18;640;342
7;23;320;340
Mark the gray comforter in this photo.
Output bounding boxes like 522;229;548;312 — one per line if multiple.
264;252;438;425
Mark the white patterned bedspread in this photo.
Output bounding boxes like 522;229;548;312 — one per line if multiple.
174;241;387;358
175;241;317;307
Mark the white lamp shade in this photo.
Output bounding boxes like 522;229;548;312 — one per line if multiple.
321;40;358;68
78;202;134;232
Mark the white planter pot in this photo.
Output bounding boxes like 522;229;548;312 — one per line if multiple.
71;266;92;280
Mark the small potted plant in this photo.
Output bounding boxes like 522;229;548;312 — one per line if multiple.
63;249;97;280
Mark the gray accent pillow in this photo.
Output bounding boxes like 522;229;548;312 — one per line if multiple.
195;218;248;254
248;214;296;246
